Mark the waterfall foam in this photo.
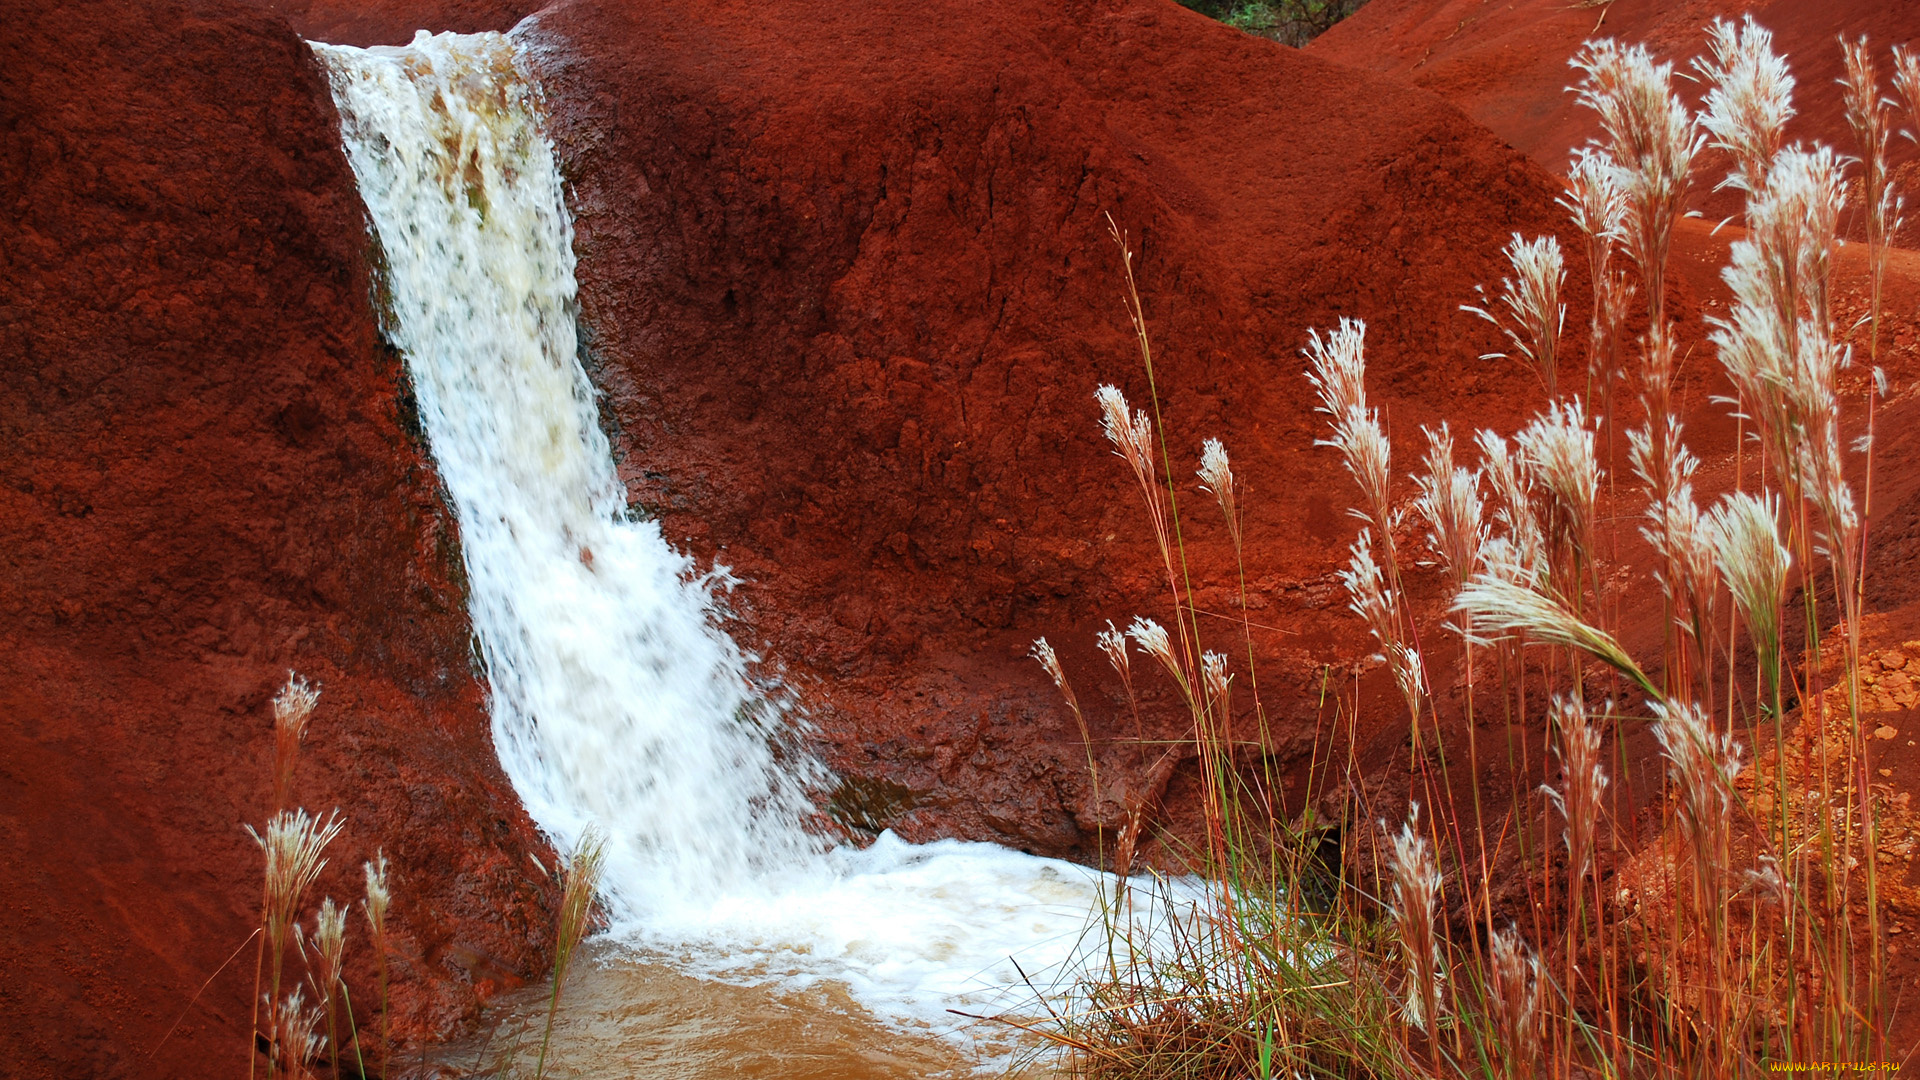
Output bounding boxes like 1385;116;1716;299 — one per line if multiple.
311;29;1157;1042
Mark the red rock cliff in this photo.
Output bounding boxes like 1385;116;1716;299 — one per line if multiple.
0;1;553;1076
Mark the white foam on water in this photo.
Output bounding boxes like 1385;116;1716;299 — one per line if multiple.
312;29;1196;1051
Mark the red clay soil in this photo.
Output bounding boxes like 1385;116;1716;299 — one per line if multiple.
0;2;555;1077
518;0;1583;864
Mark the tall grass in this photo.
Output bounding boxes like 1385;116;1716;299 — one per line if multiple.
1020;20;1896;1078
239;673;407;1079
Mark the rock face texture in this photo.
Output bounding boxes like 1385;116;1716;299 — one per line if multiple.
0;1;553;1077
520;0;1572;864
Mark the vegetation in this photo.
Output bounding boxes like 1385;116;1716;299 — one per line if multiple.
1022;18;1903;1077
238;674;401;1080
1174;0;1368;48
534;830;607;1080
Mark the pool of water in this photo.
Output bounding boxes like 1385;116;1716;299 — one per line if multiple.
437;941;1055;1080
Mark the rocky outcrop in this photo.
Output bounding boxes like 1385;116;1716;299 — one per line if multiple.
0;2;553;1076
520;0;1575;865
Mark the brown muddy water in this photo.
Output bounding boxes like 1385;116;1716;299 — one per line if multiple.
432;941;1056;1079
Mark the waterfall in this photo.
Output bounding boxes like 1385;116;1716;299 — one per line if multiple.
312;29;1157;1039
313;32;824;921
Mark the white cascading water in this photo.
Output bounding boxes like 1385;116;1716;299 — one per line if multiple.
311;30;1180;1044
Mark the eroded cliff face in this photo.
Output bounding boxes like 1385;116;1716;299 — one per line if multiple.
2;0;1615;1071
517;0;1576;865
0;2;553;1076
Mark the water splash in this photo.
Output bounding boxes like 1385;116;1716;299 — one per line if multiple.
312;29;1180;1047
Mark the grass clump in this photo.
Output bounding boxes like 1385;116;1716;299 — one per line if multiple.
1015;19;1901;1078
534;828;607;1080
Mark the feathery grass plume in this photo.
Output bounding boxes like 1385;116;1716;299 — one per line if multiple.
274;987;322;1080
1456;575;1657;698
271;672;320;812
1462;234;1567;396
1093;619;1150;749
1387;805;1443;1033
1487;925;1542;1077
1571;37;1701;330
1413;424;1485;593
1630;425;1721;693
1651;700;1743;887
1031;636;1083;722
1895;44;1920;137
1340;533;1403;655
1594;265;1636;412
251;810;343;954
1340;532;1424;722
1720;141;1855;595
1795;333;1860;597
1515;399;1601;586
1096;385;1173;568
1562;148;1635;417
248;807;343;1073
1712;144;1848;508
1562;146;1628;244
1032;636;1103;783
536;827;607;1080
1744;854;1791;911
310;898;346;1076
1125;615;1192;702
1474;430;1546;576
1694;15;1796;197
362;851;392;1080
1196;437;1240;550
1096;620;1131;687
1709;491;1789;667
1304;320;1398;546
1769;145;1846;332
1843;36;1896;367
1201;651;1231;736
1541;696;1607;888
1651;698;1746;1051
1302;317;1369;420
